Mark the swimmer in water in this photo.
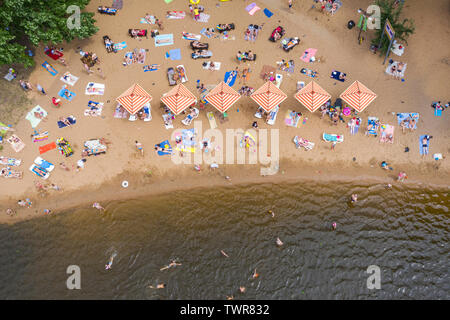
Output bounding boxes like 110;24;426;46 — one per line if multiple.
149;283;166;289
105;255;114;270
160;260;182;271
227;295;234;300
252;269;259;279
276;237;284;246
268;210;275;218
221;250;230;258
239;286;246;293
351;194;358;203
386;184;392;189
332;222;337;230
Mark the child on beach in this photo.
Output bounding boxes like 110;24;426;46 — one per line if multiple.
135;141;144;156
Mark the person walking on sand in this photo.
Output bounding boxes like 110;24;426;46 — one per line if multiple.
135;141;144;156
268;210;275;218
36;84;46;95
97;67;105;79
288;0;293;10
239;286;246;293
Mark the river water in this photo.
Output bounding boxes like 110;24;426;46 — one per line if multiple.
0;182;448;299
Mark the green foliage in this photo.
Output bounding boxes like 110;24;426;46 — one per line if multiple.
371;0;415;55
0;0;98;67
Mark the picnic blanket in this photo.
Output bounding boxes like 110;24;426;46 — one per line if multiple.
419;135;431;155
44;49;63;60
140;17;156;24
285;110;302;127
246;3;261;15
197;13;210;23
182;32;201;40
4;72;15;81
26;105;47;128
41;61;58;75
39;142;56;154
397;113;419;129
7;135;25;152
200;28;216;39
300;48;317;63
224;71;237;86
113;41;127;51
57;116;76;128
155;140;172;156
169;48;181;60
263;8;273;18
60;72;79;86
202;61;221;70
112;0;123;9
385;61;407;78
32;131;48;143
380;124;394;143
84;102;104;117
331;70;346;82
155;34;174;47
58;87;76;101
85;82;105;95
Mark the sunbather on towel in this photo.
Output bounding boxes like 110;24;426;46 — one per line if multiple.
59;117;73;128
421;135;432;156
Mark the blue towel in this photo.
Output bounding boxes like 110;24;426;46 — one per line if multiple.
323;133;337;142
331;70;346;82
169;48;181;60
37;159;53;170
42;61;57;76
263;8;273;18
57;116;76;128
434;108;442;116
224;71;237;86
58;88;76;101
396;113;419;129
155;140;173;156
419;135;431;155
113;41;127;51
200;28;214;38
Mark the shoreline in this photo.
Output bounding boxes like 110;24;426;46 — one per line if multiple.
1;158;448;225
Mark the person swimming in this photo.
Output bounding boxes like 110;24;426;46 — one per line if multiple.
105;254;115;270
332;222;337;230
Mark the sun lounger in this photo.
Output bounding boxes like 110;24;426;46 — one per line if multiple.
155;34;174;47
34;156;55;172
266;106;280;125
0;156;21;167
7;135;25;152
85;82;105;95
293;136;315;151
182;32;201;40
177;65;188;83
56;138;74;157
60;72;79;86
202;61;221;71
26;105;47;128
155;140;172;156
275;74;283;88
323;133;344;143
57;116;76;128
182;108;199;126
330;70;346;82
41;61;58;76
207;112;217;129
39;142;56;154
379;124;394;143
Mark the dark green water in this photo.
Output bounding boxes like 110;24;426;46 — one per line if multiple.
0;182;448;299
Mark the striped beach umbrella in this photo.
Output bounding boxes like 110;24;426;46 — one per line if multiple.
339;81;377;113
116;84;152;115
161;83;197;115
250;81;287;112
294;81;331;113
204;82;241;113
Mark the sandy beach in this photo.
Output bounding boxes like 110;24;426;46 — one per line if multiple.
0;0;449;224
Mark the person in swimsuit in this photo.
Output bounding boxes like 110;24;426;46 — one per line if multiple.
135;141;144;156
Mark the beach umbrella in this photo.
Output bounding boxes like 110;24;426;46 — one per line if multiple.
204;81;241;113
294;81;331;112
250;81;287;112
339;80;377;113
116;83;152;115
160;83;197;115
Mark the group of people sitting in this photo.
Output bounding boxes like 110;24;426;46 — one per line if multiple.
143;13;163;29
19;80;33;91
244;24;261;41
277;59;294;71
123;49;146;66
389;61;406;79
238;86;254;96
400;117;417;133
188;4;205;21
236;50;255;62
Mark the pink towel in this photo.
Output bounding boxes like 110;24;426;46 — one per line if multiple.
249;6;261;15
300;48;318;63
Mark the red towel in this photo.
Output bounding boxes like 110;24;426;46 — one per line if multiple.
45;49;63;60
39;142;56;154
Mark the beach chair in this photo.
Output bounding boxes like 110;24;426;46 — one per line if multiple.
266;106;280;125
143;105;152;121
182;108;199;126
293;136;315;151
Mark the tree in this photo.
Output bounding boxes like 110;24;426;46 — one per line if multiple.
371;0;415;55
0;0;98;67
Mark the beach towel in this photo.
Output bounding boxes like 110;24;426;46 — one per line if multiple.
41;61;58;76
167;11;185;19
379;124;394;143
26;105;47;128
57;116;76;128
112;0;123;9
224;71;237;86
44;49;63;60
246;3;261;15
177;65;188;83
143;64;160;72
114;105;128;118
330;70;346;82
285;110;301;127
348;118;361;135
300;48;318;63
113;41;127;51
323;133;344;143
32;131;48;143
434;108;442;117
182;32;201;40
197;13;210;23
39;142;56;155
260;161;279;176
202;61;221;70
140;17;156;24
155;34;174;47
60;72;79;86
300;68;318;78
137;49;146;64
207;112;218;129
169;49;181;60
7;135;25;152
85;82;105;95
181;129;197;146
58;87;76;101
263;8;273;18
275;74;283;88
397;113;419;129
84;102;104;117
385;61;407;78
4;72;15;81
155;140;172;156
419;135;431;155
